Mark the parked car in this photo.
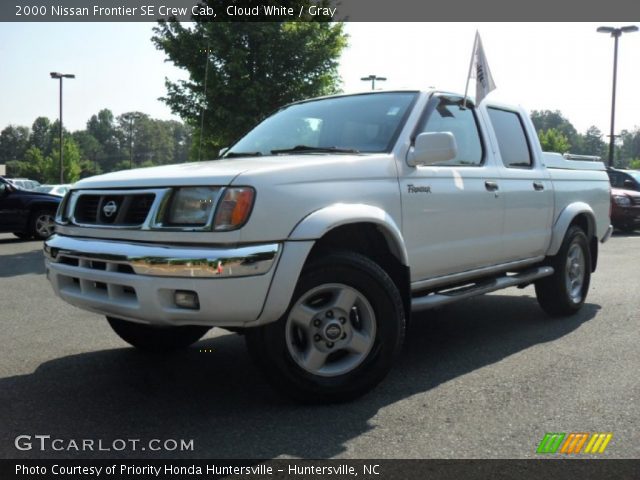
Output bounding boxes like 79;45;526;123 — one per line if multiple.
0;176;61;239
606;169;640;232
34;184;70;197
7;178;41;190
610;187;640;232
44;91;611;402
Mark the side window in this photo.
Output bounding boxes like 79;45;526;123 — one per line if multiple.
487;108;533;168
608;173;621;188
418;97;483;166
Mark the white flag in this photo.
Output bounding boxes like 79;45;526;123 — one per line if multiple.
466;32;496;105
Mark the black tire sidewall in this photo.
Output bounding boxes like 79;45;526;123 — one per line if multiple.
248;252;405;402
536;226;591;316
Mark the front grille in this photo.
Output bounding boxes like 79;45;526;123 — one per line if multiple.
632;196;640;206
73;193;155;226
74;196;100;223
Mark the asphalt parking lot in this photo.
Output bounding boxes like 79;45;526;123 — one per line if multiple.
0;232;638;459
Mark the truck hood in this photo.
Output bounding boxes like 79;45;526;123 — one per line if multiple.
611;187;640;198
72;155;371;189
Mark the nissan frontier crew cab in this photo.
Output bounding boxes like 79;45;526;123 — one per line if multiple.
44;91;612;402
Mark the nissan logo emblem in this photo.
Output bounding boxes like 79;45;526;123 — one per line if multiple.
102;201;118;218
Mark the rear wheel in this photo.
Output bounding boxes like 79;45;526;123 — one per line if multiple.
246;251;405;403
535;226;591;316
107;316;210;353
30;209;56;240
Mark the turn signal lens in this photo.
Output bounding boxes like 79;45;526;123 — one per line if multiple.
213;187;255;231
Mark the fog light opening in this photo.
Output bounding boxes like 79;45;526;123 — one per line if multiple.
174;290;200;310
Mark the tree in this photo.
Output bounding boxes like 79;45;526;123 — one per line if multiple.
578;126;607;159
152;10;347;157
538;128;571;153
29;117;53;154
530;110;579;147
6;146;47;181
0;125;30;164
86;109;124;170
45;137;82;183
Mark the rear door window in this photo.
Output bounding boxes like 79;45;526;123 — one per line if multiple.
487;108;533;168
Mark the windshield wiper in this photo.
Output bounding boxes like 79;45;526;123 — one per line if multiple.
271;145;360;155
224;151;263;158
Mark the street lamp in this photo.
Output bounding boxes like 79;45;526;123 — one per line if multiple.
360;75;387;90
597;25;638;167
50;72;75;183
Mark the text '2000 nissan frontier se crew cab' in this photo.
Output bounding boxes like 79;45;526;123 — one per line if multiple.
44;91;612;402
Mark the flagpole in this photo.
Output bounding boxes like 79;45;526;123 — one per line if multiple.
462;32;479;109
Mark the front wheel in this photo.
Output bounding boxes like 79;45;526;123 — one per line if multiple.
30;209;56;240
245;251;406;403
535;226;591;317
107;317;210;352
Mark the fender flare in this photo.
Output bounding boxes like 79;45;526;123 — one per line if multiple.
288;203;409;265
547;202;596;256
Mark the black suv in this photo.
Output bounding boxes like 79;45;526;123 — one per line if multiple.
0;176;61;240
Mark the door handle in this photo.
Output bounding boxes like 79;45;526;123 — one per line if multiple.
533;181;545;191
485;181;499;192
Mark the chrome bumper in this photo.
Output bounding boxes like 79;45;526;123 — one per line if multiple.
601;224;613;243
44;235;280;278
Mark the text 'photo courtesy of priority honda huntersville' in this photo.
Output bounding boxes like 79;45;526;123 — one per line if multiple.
44;90;612;402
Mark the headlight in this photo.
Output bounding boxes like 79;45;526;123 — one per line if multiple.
165;187;220;225
213;187;255;231
613;195;632;207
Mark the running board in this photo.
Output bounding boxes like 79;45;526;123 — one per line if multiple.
411;266;554;312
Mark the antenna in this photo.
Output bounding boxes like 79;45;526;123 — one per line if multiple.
198;42;210;162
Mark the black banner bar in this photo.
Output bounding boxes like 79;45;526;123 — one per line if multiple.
2;459;640;480
2;0;640;22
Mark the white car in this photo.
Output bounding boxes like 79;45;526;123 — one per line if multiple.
34;184;70;197
7;178;40;190
44;90;612;401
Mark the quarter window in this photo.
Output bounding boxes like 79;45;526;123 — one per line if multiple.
487;108;533;168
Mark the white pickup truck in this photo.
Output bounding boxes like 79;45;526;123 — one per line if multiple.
44;91;612;402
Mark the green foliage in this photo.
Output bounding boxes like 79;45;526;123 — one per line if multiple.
531;110;578;146
152;11;347;157
538;128;571;153
45;138;82;183
0;125;30;163
629;158;640;170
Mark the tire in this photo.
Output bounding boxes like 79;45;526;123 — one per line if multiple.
535;225;591;317
245;251;406;403
107;316;210;353
30;209;56;240
13;232;32;240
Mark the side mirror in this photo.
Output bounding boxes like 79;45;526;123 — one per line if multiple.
407;132;458;167
623;179;636;190
218;147;229;158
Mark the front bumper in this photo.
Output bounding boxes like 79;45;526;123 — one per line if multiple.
44;235;281;327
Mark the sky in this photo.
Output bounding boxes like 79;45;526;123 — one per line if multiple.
1;22;640;136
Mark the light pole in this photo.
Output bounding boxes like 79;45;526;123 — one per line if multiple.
597;25;638;167
360;74;387;90
50;72;75;183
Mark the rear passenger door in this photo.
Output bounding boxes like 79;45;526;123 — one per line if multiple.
484;106;553;261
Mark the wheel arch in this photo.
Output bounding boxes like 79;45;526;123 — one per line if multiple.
254;205;411;327
547;203;598;272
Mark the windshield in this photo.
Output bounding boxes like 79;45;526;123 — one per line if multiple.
226;92;418;157
626;171;640;182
